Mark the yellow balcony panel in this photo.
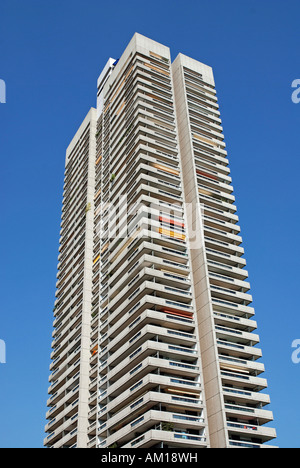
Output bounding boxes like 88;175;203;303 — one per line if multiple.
159;227;186;242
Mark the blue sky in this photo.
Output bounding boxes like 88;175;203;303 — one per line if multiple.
0;0;299;448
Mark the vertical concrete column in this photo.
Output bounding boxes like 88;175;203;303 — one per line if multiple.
172;55;228;448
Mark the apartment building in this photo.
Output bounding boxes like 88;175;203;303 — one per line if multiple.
44;33;276;449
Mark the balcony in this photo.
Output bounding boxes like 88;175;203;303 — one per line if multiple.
222;386;270;408
121;429;207;448
102;373;201;417
101;356;200;401
220;370;268;391
100;308;196;349
105;409;206;448
102;339;198;380
227;421;276;443
224;403;274;426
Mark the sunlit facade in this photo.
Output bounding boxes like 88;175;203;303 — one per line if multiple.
44;33;276;449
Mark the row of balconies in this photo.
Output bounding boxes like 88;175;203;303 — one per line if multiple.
109;239;187;286
110;140;180;200
103;409;205;448
46;373;80;417
99;398;204;439
53;290;83;333
57;232;86;282
186;82;219;110
109;162;181;209
209;271;250;292
102;324;196;373
45;397;78;434
207;257;248;282
197;179;234;207
198;190;237;216
188;108;222;141
64;147;88;184
63;158;89;202
192;136;228;162
60;193;88;236
222;385;270;408
187;91;220;121
51;330;81;376
110;142;180;196
212;298;255;320
44;415;78;448
107;228;187;281
217;339;262;361
109;95;174;160
55;275;84;316
190;122;224;151
99;373;201;419
105;320;195;364
205;236;243;259
101;281;193;328
49;327;81;372
227;422;276;446
99;338;198;384
220;368;268;392
100;308;196;351
111;257;189;294
198;180;235;207
57;236;86;286
99;387;204;437
186;87;219;119
206;246;246;272
106;58;170;121
187;88;220;116
109;266;191;311
213;310;256;331
55;257;85;300
56;246;85;288
219;353;264;377
210;283;252;305
99;355;199;404
110;105;176;161
119;428;206;448
107;202;186;260
46;370;80;423
225;401;274;426
50;332;82;373
49;326;81;382
195;162;232;188
183;69;216;94
194;149;229;176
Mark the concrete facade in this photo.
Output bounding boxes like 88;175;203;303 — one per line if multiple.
45;34;276;449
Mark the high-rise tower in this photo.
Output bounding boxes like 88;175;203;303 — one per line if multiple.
44;34;276;449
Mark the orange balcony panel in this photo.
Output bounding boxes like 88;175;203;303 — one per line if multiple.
162;308;193;319
159;216;185;229
196;169;218;181
153;163;179;176
144;62;169;76
96;155;102;165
